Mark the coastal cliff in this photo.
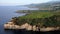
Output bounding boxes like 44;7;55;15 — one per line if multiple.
4;10;60;32
4;22;60;32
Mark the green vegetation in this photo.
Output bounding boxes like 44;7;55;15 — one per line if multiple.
12;10;60;27
13;1;60;28
19;11;54;19
16;10;53;13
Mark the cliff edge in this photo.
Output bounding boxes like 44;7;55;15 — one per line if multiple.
4;22;60;32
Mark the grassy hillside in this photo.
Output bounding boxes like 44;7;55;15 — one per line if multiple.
12;10;60;27
19;11;54;19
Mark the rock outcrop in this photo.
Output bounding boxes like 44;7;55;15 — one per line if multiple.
4;22;60;31
4;22;33;30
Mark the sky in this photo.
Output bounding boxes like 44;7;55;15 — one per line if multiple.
0;0;60;6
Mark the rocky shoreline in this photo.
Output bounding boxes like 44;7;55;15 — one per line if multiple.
4;22;60;32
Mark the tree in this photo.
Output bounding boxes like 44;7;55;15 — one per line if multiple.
12;17;19;25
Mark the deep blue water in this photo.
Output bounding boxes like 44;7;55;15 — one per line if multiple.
0;6;60;34
0;6;29;34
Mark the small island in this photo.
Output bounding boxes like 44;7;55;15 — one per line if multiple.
4;10;60;32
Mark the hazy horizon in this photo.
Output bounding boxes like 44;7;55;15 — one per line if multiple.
0;0;60;6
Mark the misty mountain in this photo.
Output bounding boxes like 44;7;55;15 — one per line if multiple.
25;1;60;10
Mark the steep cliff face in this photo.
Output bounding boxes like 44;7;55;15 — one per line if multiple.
20;23;32;30
4;22;33;30
4;22;60;31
